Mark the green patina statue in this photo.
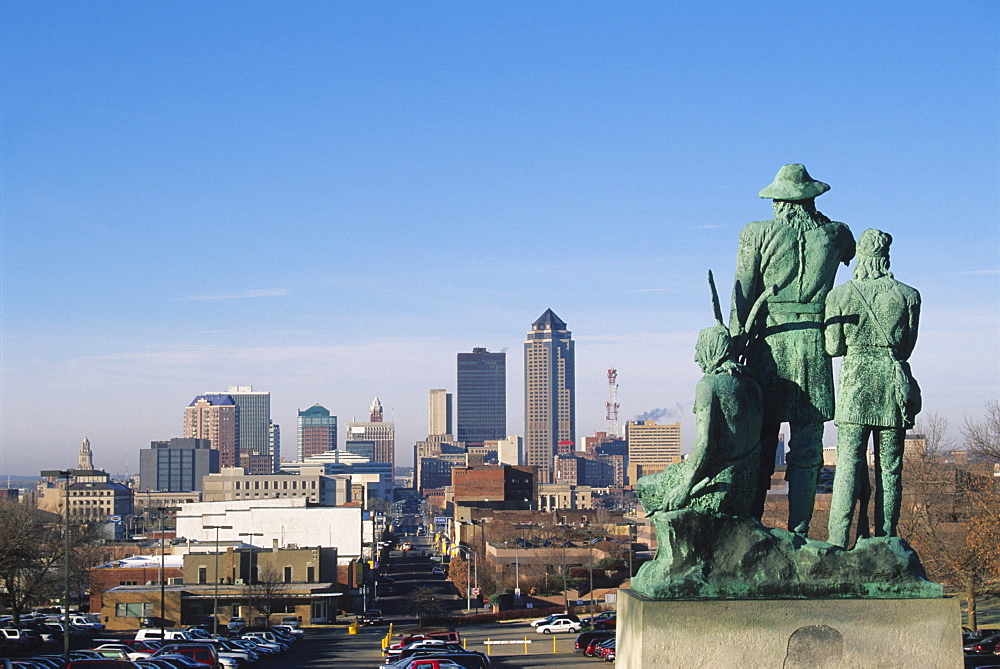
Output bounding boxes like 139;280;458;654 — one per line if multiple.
630;169;939;600
732;164;855;535
637;323;763;518
825;229;921;548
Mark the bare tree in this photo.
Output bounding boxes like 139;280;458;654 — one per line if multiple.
0;501;78;624
963;400;1000;463
409;585;446;626
243;564;287;625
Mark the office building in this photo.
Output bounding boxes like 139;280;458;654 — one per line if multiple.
625;420;682;480
451;464;537;510
428;389;453;437
347;397;395;471
184;394;239;468
492;436;523;466
298;404;338;461
139;438;218;491
345;440;376;461
201;386;275;471
524;309;575;483
200;467;348;506
456;348;506;446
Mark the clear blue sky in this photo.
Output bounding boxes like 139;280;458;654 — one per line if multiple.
2;2;997;475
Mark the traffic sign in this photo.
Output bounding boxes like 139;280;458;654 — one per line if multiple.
514;588;521;596
472;587;480;596
109;515;122;523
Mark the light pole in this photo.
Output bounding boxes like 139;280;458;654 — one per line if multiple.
203;524;232;637
155;506;180;635
458;546;478;612
238;531;262;623
588;537;598;614
40;470;71;661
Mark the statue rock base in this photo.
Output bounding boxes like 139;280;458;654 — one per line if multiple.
616;589;962;668
631;508;942;599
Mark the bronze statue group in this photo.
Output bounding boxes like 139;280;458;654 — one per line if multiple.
638;164;921;550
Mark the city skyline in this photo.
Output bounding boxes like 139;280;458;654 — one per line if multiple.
2;3;997;475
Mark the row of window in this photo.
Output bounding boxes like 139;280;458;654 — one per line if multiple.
232;479;317;490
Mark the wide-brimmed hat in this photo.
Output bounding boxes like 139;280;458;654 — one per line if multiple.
758;164;830;201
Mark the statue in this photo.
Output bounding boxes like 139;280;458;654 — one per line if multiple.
825;229;921;547
626;169;940;604
637;324;763;518
731;164;855;534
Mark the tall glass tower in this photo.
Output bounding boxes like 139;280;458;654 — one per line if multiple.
524;309;575;484
456;347;506;446
297;404;337;461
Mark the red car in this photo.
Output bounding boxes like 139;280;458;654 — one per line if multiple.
584;635;615;657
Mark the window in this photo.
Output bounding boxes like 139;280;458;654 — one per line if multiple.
115;602;152;618
283;566;292;583
307;566;315;583
198;566;207;584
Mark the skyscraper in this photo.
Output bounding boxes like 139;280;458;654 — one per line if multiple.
202;386;276;472
427;389;453;437
456;347;506;446
297;404;337;461
184;394;239;467
524;309;575;484
347;397;396;471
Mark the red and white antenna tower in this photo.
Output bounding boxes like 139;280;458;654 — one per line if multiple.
605;368;620;437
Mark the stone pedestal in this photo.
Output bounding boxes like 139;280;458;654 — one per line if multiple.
617;589;962;668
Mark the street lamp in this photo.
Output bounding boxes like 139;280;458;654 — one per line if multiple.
40;469;71;661
457;546;478;612
155;506;180;636
203;524;233;637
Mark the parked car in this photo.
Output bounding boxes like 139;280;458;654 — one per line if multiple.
224;618;245;634
150;645;218;668
530;614;579;628
581;611;616;626
535;618;581;634
575;631;614;655
596;637;616;661
964;634;1000;655
65;662;140;669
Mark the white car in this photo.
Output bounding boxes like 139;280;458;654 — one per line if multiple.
535;618;581;634
530;613;578;627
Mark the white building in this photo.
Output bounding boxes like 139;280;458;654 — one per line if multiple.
175;498;368;559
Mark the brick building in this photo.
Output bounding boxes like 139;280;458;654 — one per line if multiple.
451;464;537;510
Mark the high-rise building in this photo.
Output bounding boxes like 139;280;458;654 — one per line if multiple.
226;385;271;455
625;420;681;480
184;394;239;467
524;310;575;483
140;438;218;492
456;347;506;446
297;404;337;461
347;397;396;471
428;389;453;437
199;386;277;472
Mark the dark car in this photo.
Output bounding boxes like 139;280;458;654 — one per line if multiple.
360;610;384;626
965;634;1000;655
65;662;141;669
575;631;614;655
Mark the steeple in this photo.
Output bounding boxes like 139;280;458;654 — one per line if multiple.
78;437;94;471
370;397;384;422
